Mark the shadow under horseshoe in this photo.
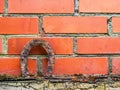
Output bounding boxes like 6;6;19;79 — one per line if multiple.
20;39;55;78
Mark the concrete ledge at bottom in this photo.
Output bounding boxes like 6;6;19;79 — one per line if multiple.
0;81;120;90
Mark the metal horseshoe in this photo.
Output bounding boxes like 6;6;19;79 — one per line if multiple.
20;39;55;77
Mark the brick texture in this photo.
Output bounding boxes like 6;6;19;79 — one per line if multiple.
8;38;73;54
43;57;108;75
8;0;74;13
0;17;39;34
0;0;4;13
77;37;120;54
112;57;120;74
1;0;120;78
112;17;120;33
0;58;36;76
43;16;107;33
79;0;120;13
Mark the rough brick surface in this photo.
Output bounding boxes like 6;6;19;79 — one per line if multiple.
77;37;120;54
0;58;36;76
112;17;120;33
1;0;120;86
79;0;120;13
43;16;107;33
8;0;74;13
43;57;108;75
8;38;73;54
112;57;120;74
0;17;39;34
0;0;4;13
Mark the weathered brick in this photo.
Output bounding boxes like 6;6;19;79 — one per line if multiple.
43;16;107;33
0;58;36;76
79;0;120;13
8;38;73;54
43;57;108;75
77;37;120;54
8;0;74;13
0;17;39;34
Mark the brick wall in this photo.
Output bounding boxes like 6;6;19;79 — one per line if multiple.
0;0;120;77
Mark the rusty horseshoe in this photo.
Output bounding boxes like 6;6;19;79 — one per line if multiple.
20;39;55;77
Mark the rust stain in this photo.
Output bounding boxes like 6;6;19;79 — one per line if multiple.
20;39;55;77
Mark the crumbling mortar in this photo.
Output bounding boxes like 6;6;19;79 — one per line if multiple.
74;0;79;16
1;54;120;57
107;17;113;36
2;13;74;17
79;13;120;17
4;33;120;38
39;16;44;34
37;34;109;37
73;37;77;56
3;12;120;17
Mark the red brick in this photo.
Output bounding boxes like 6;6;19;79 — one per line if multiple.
0;0;4;13
112;57;120;74
8;38;73;54
8;0;74;13
112;17;120;33
43;16;107;34
43;57;108;75
0;38;2;53
0;58;36;76
77;37;120;54
0;17;39;34
79;0;120;13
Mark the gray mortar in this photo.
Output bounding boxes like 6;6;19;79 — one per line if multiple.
1;35;8;54
107;17;113;36
4;0;8;15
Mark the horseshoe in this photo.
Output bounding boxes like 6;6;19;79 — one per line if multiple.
20;39;55;77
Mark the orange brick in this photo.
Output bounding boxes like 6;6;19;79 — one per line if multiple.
0;58;36;76
0;38;2;53
112;57;120;74
8;38;73;54
112;17;120;33
43;16;107;33
8;0;74;13
0;0;4;13
0;17;39;34
43;57;108;75
77;37;120;54
79;0;120;13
